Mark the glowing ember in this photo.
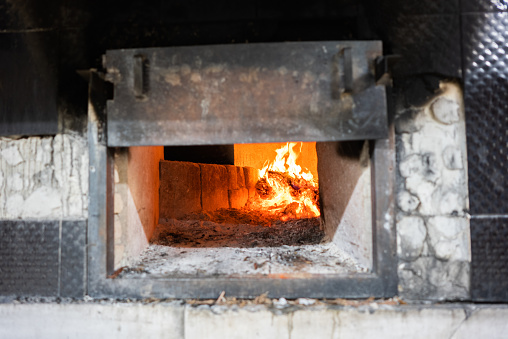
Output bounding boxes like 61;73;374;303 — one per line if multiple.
249;142;320;221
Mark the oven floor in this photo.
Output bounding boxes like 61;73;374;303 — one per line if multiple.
152;214;324;248
119;241;368;278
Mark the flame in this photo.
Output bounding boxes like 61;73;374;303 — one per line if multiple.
250;142;320;220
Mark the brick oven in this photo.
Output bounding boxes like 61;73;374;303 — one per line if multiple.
1;0;507;335
86;41;396;298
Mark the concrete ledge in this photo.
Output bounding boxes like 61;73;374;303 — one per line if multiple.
0;303;507;338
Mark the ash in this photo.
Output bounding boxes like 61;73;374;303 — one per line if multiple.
120;242;368;278
153;210;324;248
120;208;368;278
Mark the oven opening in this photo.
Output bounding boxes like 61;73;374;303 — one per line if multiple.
159;142;322;248
111;140;373;278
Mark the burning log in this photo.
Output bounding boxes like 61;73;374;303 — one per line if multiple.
249;142;320;221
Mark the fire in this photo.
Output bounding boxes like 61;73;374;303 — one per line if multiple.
249;142;320;221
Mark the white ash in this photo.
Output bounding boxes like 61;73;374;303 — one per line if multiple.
121;242;368;278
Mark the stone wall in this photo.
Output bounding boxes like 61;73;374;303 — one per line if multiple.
0;81;472;300
0;134;88;219
395;81;471;300
159;160;258;220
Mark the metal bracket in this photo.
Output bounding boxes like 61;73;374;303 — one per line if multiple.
375;55;401;86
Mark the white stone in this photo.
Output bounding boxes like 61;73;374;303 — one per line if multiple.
405;176;436;215
67;195;83;216
35;138;52;167
5;194;24;218
431;97;460;125
397;191;420;212
396;82;470;299
399;257;470;300
296;298;316;306
397;216;427;260
438;190;465;215
0;134;88;219
399;154;423;178
410;116;457;158
0;170;3;190
9;172;23;192
23;186;62;218
1;146;24;166
274;298;289;309
442;146;463;170
427;216;470;261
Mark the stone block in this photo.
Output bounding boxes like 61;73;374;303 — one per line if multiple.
0;145;23;166
235;166;246;188
200;164;229;211
159;161;202;219
225;165;238;190
427;216;470;261
228;188;248;209
431;97;460;125
243;166;259;188
397;216;427;261
247;188;257;200
442;146;463;170
0;134;88;219
397;191;420;213
398;257;470;300
22;187;62;218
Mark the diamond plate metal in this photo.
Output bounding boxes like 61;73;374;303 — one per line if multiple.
380;0;459;14
0;220;59;296
471;217;508;301
462;0;508;13
387;14;461;77
462;12;508;214
60;220;86;298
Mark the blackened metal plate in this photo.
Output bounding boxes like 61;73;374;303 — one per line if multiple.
462;13;508;214
105;41;387;146
387;14;461;78
0;32;58;136
0;220;59;296
60;220;87;298
471;217;508;302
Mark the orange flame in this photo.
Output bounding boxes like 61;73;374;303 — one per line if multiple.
250;142;320;220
